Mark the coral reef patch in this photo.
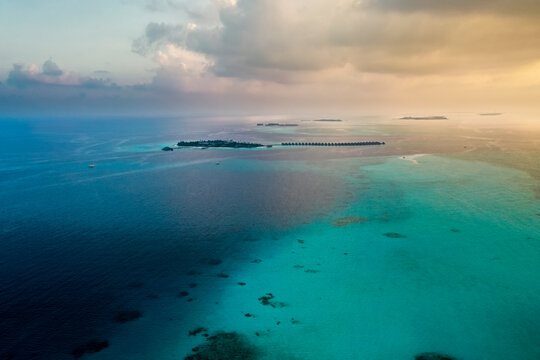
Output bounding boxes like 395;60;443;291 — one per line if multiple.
258;293;287;308
382;232;407;238
114;310;142;323
189;327;208;336
332;216;369;227
415;352;458;360
185;332;258;360
71;340;109;358
200;258;222;266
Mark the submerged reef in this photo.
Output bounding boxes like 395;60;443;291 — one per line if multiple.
189;327;208;336
382;232;407;238
332;216;369;227
114;310;142;323
200;258;222;266
185;332;258;360
126;281;144;289
415;352;459;360
71;340;109;358
258;293;287;308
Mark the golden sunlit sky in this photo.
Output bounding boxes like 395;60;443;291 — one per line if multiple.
1;0;540;116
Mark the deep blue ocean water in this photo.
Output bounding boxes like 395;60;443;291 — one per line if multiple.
0;115;538;359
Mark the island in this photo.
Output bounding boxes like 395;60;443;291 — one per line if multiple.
400;116;448;120
173;140;268;149
264;123;298;127
314;119;342;122
479;113;502;116
162;139;385;151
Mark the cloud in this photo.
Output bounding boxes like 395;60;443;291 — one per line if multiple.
362;0;540;16
133;0;540;79
42;60;63;76
2;1;540;116
133;23;187;55
6;60;116;89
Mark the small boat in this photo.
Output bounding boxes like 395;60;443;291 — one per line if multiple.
89;164;95;168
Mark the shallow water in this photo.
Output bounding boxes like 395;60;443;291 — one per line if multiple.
0;114;538;359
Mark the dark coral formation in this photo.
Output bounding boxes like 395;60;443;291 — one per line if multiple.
189;327;208;336
332;216;369;227
126;281;144;289
450;229;460;232
188;283;198;288
201;258;222;266
114;310;142;323
415;352;458;360
258;293;286;308
237;282;247;286
185;332;258;360
250;259;262;264
217;273;230;278
71;340;109;358
304;269;319;274
178;291;190;297
258;293;274;306
382;232;407;238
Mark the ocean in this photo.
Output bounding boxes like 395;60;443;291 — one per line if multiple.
0;114;538;359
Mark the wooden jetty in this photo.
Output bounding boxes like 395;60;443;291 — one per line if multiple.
281;141;385;146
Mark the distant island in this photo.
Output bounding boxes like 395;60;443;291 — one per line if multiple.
314;119;342;122
257;123;298;127
400;116;448;120
479;113;502;116
162;140;269;150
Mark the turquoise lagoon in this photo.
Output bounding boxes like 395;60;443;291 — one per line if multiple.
0;115;538;359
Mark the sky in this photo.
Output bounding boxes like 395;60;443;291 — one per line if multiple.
1;0;540;116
